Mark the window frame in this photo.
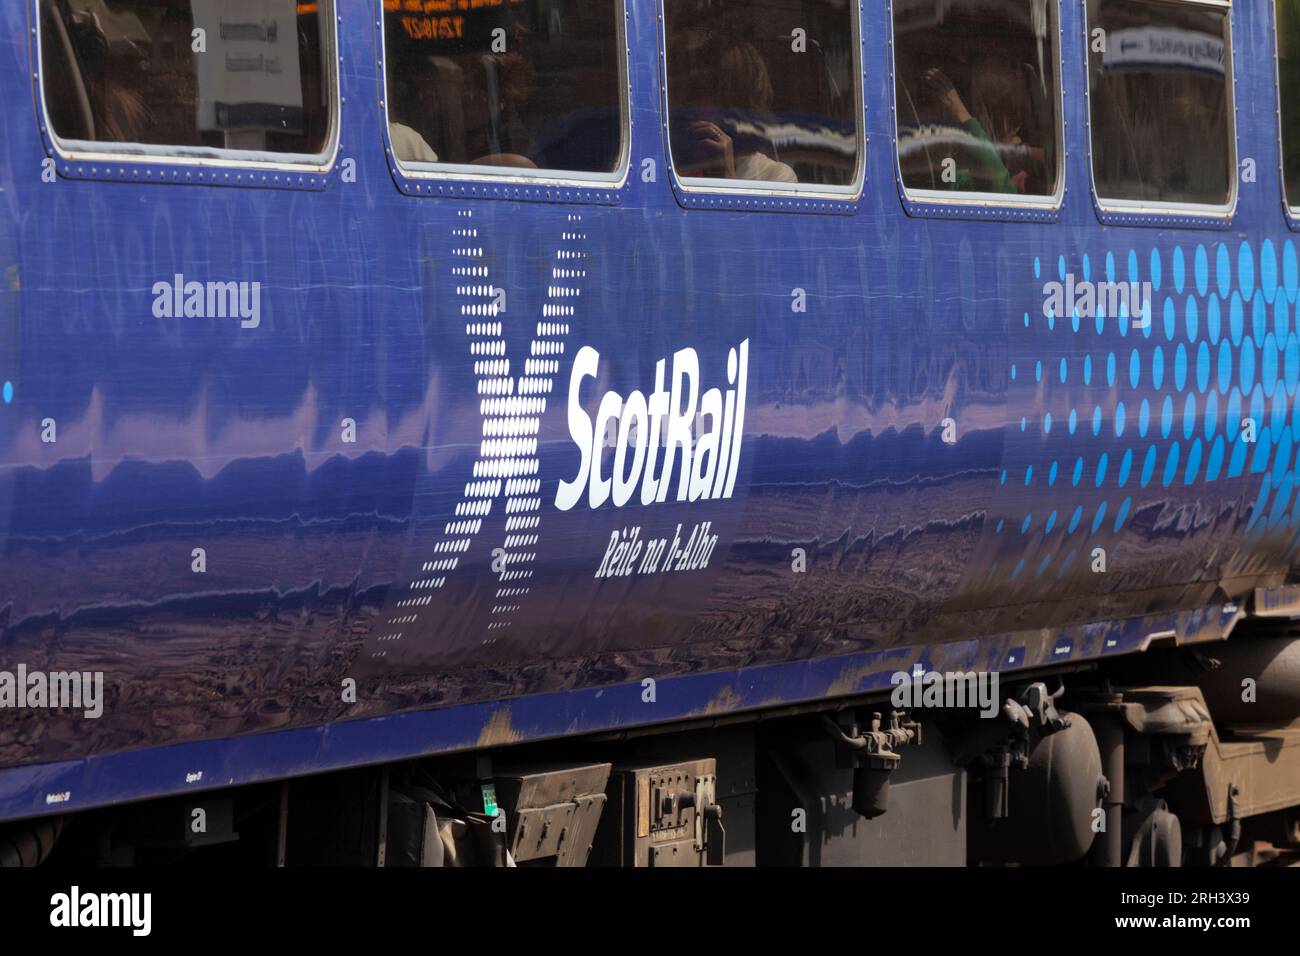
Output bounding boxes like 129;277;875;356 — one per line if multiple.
887;0;1068;220
379;0;632;199
1272;0;1300;228
657;0;867;212
32;0;342;187
1082;0;1239;225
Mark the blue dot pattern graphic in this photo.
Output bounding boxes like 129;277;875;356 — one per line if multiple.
1005;242;1300;580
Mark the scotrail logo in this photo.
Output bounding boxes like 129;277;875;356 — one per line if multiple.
556;339;749;511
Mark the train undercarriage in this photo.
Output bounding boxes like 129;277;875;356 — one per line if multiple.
7;611;1300;868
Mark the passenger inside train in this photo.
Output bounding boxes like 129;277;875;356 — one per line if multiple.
919;59;1045;195
383;0;623;174
667;34;798;183
40;0;331;156
893;0;1058;197
663;0;860;187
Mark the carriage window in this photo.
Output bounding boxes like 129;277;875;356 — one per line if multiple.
1086;0;1233;208
39;0;334;158
1279;0;1300;208
892;0;1061;199
663;0;861;189
382;0;624;177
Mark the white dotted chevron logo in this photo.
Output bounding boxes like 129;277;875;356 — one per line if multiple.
366;212;752;660
368;210;586;657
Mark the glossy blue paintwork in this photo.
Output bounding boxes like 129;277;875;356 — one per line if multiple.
1;0;1297;821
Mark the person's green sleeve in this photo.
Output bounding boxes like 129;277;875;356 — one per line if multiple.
959;117;1018;195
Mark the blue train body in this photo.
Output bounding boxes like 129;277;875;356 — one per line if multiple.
0;0;1296;822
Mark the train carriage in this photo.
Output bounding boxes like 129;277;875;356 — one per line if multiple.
1;0;1300;867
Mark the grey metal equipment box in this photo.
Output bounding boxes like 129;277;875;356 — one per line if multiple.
493;763;612;867
592;759;725;867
